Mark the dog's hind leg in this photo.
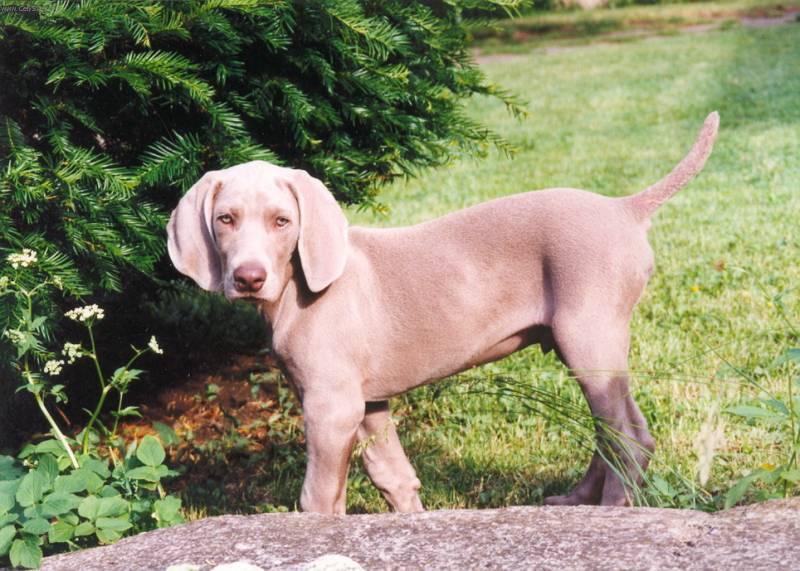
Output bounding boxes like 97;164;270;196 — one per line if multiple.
357;401;424;512
546;314;655;506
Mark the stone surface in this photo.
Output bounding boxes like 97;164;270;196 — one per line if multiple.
41;499;800;571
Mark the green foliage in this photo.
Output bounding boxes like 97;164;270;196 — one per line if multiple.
0;0;524;213
723;347;800;508
0;436;183;569
0;267;182;568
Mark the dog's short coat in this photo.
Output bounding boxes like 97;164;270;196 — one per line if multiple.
168;113;720;513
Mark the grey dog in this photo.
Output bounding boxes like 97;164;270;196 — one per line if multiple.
168;112;719;513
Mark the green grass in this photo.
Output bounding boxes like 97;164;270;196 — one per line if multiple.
341;20;800;512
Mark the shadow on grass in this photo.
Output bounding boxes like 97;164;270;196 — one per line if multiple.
170;373;592;516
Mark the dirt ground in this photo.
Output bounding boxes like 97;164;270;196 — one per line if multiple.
473;4;800;63
117;352;303;510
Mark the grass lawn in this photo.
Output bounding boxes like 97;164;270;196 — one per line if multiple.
338;18;800;513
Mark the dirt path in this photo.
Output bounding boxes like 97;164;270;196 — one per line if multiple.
474;6;799;63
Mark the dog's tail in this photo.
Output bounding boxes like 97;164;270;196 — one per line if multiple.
627;112;719;221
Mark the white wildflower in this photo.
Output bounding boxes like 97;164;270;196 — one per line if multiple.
7;249;38;269
62;342;84;364
2;329;25;345
0;276;9;290
694;404;725;487
148;335;163;355
65;304;105;322
44;359;65;376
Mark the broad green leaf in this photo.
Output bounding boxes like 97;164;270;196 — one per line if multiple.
16;444;36;460
725;475;756;509
0;524;15;556
96;516;132;532
41;492;81;517
82;469;104;494
0;456;23;481
36;454;59;486
74;521;95;537
48;520;74;543
61;512;79;526
55;468;103;494
23;505;45;520
761;398;789;415
126;465;168;482
130;498;152;515
136;435;165;467
79;495;129;520
650;475;676;498
54;473;84;494
780;469;800;483
99;485;120;498
0;480;18;514
97;496;128;518
0;514;18;527
56;455;75;472
96;527;122;544
153;496;184;527
78;495;100;520
21;517;50;535
9;536;42;569
725;405;781;420
34;439;70;459
80;457;111;478
15;471;48;507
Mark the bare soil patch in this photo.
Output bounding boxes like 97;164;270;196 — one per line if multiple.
473;5;799;63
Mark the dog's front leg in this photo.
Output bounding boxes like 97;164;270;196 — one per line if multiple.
300;389;365;514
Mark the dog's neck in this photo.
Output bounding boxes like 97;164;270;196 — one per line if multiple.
259;254;316;336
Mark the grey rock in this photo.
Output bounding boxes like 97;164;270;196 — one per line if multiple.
42;499;800;570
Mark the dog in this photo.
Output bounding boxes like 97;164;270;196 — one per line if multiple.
167;112;719;513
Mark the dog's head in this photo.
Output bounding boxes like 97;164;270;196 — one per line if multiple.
167;161;348;303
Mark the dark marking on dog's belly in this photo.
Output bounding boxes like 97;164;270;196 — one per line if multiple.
466;325;556;370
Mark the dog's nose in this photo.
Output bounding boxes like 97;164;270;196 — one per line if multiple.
233;263;266;293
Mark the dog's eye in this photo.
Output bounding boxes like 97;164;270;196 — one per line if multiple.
217;214;233;225
276;217;290;228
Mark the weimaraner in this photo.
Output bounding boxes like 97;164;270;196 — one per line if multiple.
168;112;719;514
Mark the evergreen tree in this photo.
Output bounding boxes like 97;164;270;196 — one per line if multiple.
0;0;523;388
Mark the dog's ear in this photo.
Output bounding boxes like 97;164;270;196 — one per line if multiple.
167;172;223;292
286;169;348;293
